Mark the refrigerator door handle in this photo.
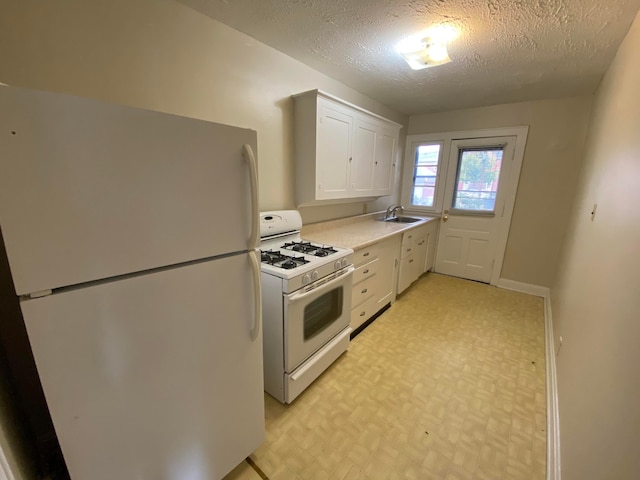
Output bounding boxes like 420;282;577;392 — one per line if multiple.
249;249;262;342
243;144;260;250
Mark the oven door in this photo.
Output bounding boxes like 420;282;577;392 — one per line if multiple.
283;266;354;372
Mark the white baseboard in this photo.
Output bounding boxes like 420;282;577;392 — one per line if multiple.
543;290;561;480
495;278;549;297
495;278;560;480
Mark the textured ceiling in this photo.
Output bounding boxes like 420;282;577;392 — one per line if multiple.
177;0;640;115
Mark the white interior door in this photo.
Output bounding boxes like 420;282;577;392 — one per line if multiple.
434;136;516;283
20;252;264;480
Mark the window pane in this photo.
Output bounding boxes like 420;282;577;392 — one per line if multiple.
411;144;440;207
412;186;435;206
453;148;503;211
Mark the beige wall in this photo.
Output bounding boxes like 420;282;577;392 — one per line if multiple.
0;0;408;225
550;12;640;480
407;96;593;287
0;0;410;476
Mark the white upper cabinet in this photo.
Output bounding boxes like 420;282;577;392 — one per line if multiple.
316;101;353;199
351;116;377;195
293;90;402;206
373;125;398;195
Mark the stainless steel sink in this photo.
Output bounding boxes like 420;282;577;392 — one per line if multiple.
378;216;421;223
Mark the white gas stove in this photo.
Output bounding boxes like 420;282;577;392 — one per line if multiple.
259;210;354;404
259;211;353;293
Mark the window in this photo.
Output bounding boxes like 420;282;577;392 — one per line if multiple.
402;128;526;216
409;143;442;208
452;147;504;212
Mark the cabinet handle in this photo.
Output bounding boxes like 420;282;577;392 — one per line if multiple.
361;288;368;294
375;161;378;165
407;248;412;252
409;259;414;263
363;252;370;257
360;311;366;317
363;269;369;274
349;157;353;162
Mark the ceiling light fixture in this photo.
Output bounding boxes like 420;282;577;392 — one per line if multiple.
396;25;458;70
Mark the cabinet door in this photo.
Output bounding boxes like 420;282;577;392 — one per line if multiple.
373;125;398;196
350;117;377;195
397;254;415;294
425;231;434;272
376;236;401;306
316;101;352;199
414;236;428;278
424;221;439;272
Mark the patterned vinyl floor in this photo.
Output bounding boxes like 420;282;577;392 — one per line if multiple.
225;273;546;480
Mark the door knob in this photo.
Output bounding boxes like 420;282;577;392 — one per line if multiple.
443;210;449;222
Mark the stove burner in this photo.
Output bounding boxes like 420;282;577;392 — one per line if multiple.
281;241;338;257
260;249;310;270
261;250;286;264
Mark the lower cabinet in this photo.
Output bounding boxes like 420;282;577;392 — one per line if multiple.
424;220;439;272
397;224;429;294
350;236;400;331
350;219;438;331
375;235;401;310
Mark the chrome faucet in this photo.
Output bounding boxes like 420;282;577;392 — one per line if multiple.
385;204;404;220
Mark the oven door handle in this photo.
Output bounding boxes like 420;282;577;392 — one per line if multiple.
286;266;354;302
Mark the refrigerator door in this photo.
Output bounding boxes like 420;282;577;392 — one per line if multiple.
0;87;259;295
20;252;264;480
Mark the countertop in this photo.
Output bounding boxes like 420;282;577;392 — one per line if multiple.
301;211;439;250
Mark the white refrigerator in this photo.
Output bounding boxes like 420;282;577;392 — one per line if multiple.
0;86;264;480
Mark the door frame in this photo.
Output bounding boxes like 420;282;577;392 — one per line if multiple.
401;126;528;285
0;438;15;480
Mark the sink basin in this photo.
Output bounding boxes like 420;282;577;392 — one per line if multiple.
378;216;421;223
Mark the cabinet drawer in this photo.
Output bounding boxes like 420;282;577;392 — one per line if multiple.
351;275;376;309
354;244;379;267
401;244;415;259
401;231;416;247
350;296;377;331
402;225;428;247
353;258;379;284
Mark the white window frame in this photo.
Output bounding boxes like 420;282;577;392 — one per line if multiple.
401;127;529;218
400;138;446;213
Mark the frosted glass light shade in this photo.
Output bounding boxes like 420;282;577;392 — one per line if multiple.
398;36;451;70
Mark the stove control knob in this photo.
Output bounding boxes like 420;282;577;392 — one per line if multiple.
334;260;342;270
311;270;319;281
341;258;348;267
302;274;311;285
